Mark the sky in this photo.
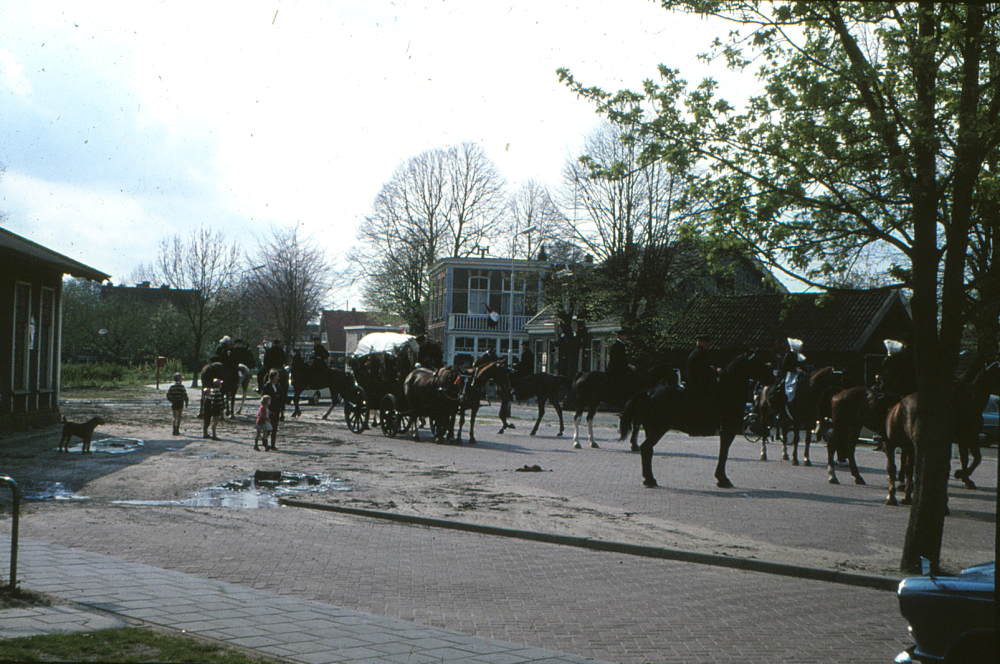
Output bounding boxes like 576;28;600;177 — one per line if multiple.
0;0;749;306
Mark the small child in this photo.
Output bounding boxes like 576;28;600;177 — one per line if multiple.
166;373;189;436
203;379;225;441
254;395;272;451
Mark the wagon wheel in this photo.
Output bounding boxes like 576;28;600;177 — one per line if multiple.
398;412;414;434
742;412;762;443
344;386;368;433
380;394;401;438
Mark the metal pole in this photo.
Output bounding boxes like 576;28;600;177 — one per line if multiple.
1;476;20;589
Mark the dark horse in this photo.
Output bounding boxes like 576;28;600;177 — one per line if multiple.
617;351;772;488
200;362;239;418
758;366;841;466
498;371;572;437
448;360;510;445
569;363;678;449
288;358;356;419
402;366;463;442
951;360;1000;489
884;392;917;506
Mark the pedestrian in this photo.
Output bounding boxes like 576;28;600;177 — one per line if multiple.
166;372;189;436
253;395;272;451
260;369;284;451
203;378;225;441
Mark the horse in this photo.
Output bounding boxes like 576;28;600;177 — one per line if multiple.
402;366;463;442
760;366;841;466
616;351;773;488
449;360;510;445
884;392;917;505
827;385;888;485
498;371;571;437
289;361;356;419
951;360;1000;489
234;364;253;414
200;361;239;418
569;362;678;449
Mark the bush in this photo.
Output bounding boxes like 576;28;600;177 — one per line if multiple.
61;359;188;388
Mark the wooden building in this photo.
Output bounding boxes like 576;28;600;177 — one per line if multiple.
0;228;108;430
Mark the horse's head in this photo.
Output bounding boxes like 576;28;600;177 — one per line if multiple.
730;351;773;386
435;367;464;398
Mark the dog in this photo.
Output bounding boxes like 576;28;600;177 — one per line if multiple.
59;416;106;454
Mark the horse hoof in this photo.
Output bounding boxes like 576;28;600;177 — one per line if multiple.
854;477;866;486
590;442;600;449
760;453;767;461
953;469;966;480
792;458;799;466
963;480;976;490
901;497;912;505
782;453;789;461
804;459;811;467
642;479;658;488
631;445;640;453
573;442;582;449
716;478;734;489
556;432;564;437
828;477;839;485
468;439;477;445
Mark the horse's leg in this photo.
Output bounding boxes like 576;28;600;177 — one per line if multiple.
790;426;800;466
467;404;478;445
848;434;865;485
291;389;302;418
497;394;512;434
901;445;915;505
803;422;813;466
714;431;736;489
885;443;899;506
630;419;640;452
639;431;662;487
827;428;840;485
573;409;584;449
553;399;565;437
529;399;544;436
587;405;599;449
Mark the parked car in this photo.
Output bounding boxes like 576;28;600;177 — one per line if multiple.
286;383;331;406
979;394;998;447
895;561;995;663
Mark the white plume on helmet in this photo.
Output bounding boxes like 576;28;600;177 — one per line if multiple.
884;339;903;356
787;338;806;362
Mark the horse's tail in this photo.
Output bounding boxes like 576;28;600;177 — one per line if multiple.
619;392;643;441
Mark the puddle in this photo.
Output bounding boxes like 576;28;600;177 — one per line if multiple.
18;481;90;501
113;471;351;509
58;437;144;455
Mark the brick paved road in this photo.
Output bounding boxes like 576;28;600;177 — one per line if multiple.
5;395;996;663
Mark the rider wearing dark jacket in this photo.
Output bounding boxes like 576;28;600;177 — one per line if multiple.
511;342;534;380
257;340;287;392
229;339;257;371
880;338;916;402
607;332;630;381
685;334;716;434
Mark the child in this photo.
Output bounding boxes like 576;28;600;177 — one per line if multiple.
254;395;272;451
166;373;189;436
203;378;225;441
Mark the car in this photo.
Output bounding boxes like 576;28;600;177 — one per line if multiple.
895;560;995;663
286;383;331;406
979;394;998;447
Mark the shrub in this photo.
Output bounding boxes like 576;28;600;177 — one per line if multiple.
61;359;188;388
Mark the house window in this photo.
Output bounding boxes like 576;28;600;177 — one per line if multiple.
591;339;603;372
502;274;527;316
39;288;55;390
477;338;497;354
468;272;489;315
454;337;476;355
13;282;31;391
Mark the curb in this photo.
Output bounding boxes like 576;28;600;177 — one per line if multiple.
278;499;901;592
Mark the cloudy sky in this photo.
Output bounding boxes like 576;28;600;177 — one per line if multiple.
0;0;746;304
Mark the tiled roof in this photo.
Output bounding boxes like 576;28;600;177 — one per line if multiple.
322;309;380;352
662;290;910;353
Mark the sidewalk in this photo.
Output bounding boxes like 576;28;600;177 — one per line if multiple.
2;537;611;664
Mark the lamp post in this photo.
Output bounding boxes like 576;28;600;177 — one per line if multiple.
238;265;266;340
508;226;536;364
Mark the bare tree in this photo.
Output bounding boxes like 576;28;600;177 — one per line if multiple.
134;228;243;373
351;141;508;330
507;179;564;259
248;226;333;349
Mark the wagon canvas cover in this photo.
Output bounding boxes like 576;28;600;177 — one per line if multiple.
353;332;418;357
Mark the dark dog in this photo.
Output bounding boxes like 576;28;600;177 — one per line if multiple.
59;416;105;454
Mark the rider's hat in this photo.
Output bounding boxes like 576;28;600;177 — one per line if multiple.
219;335;231;344
787;338;806;361
884;339;903;356
696;334;710;343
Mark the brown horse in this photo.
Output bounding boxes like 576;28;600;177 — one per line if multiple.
884;393;917;505
499;371;571;437
827;385;888;485
450;360;509;445
200;362;239;418
402;366;463;442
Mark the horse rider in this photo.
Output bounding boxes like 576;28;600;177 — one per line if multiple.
415;334;444;370
213;335;233;364
257;339;287;392
310;336;331;386
472;346;500;370
607;329;632;381
685;334;717;436
230;338;257;372
511;341;534;383
873;336;916;451
770;338;805;414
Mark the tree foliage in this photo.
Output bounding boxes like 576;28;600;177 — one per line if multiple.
560;1;999;572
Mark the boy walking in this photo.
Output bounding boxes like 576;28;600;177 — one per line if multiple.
166;373;189;436
203;378;226;441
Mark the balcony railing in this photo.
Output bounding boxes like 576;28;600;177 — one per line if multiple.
448;314;529;333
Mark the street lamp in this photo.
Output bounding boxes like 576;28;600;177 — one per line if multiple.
508;225;537;364
238;265;266;340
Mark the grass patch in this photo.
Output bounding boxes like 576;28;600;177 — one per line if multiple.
61;360;188;389
0;627;282;663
